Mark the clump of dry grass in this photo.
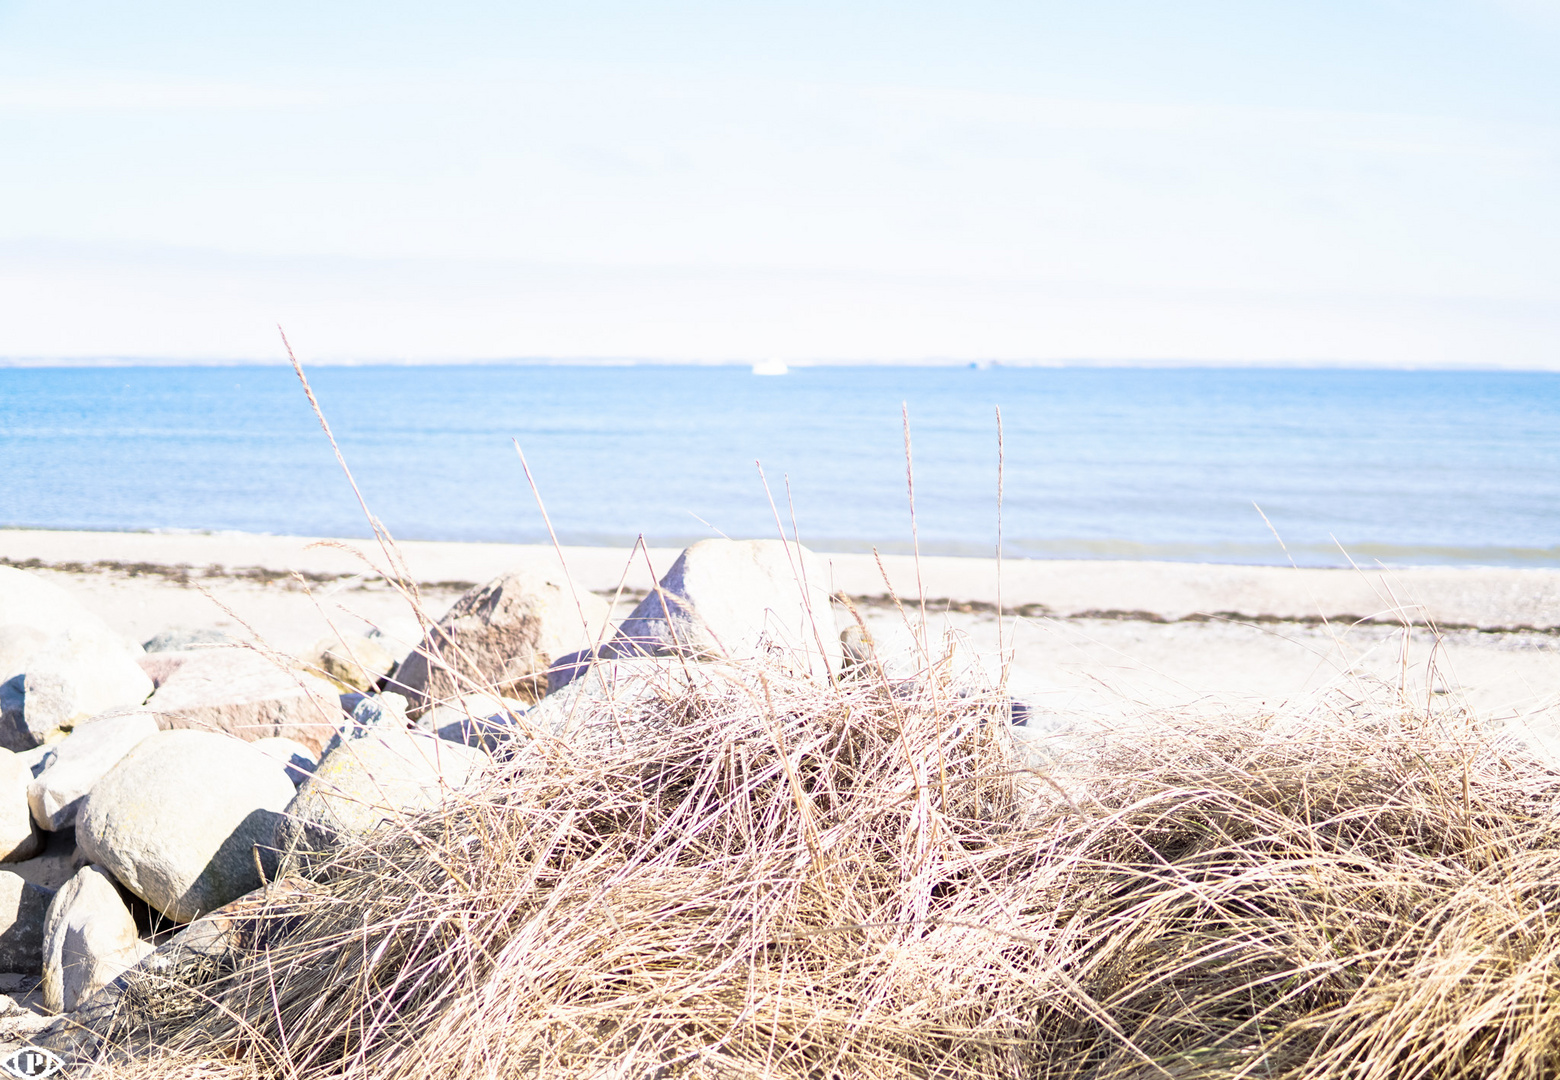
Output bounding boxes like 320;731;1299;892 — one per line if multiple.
1027;706;1560;1080
79;652;1560;1080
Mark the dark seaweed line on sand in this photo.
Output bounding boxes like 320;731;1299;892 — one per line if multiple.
0;555;478;592
7;556;1556;635
839;593;1560;635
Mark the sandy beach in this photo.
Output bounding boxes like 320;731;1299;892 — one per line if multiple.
6;527;1560;758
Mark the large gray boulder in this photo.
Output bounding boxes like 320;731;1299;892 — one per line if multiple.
77;730;296;922
0;567;126;639
39;867;91;1010
146;648;343;756
0;751;43;862
27;710;161;831
20;624;154;747
0;568;150;749
0;870;53;973
390;569;610;712
42;865;150;1013
0;626;50;685
277;730;489;854
562;540;837;684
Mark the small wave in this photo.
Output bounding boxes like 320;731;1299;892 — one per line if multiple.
798;536;1560;569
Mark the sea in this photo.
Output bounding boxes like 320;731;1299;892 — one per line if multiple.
3;363;1559;568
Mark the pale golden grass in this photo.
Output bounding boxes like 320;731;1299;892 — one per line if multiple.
62;644;1560;1080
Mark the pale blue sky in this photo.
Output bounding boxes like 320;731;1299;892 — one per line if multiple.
1;1;1557;363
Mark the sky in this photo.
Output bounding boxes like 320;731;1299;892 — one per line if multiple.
1;1;1558;365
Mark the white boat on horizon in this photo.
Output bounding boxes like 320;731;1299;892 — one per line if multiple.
751;359;789;376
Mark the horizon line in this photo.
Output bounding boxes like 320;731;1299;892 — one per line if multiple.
4;356;1560;372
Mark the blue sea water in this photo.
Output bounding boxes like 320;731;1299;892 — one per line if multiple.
2;364;1558;568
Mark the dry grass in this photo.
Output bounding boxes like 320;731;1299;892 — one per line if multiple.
67;641;1560;1080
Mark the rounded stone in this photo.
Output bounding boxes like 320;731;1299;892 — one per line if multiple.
277;730;489;854
77;730;296;922
0;870;53;973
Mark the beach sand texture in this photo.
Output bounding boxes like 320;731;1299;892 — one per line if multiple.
5;528;1560;763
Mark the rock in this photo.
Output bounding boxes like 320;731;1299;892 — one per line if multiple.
136;652;191;690
390;569;611;712
0;567;147;749
0;677;25;754
20;624;155;746
0;626;50;683
76;730;296;922
14;742;51;771
427;696;524;755
315;692;411;761
43;864;94;1004
250;737;317;786
415;692;504;732
435;712;518;752
525;656;696;741
0;752;42;862
145;648;344;756
60;919;150;1014
840;623;875;669
302;635;396;693
137;876;310;977
27;711;160;832
519;658;756;766
141;628;231;653
423;694;522;752
6;829;83;892
0;870;53;973
348;690;410;732
0;567;141;647
0;626;48;750
0;992;50;1044
31;878;309;1059
41;865;150;1013
277;730;490;854
561;540;837;684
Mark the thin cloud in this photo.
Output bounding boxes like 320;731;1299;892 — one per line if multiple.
0;77;329;110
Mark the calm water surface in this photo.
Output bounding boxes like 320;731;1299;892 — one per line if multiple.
3;364;1558;567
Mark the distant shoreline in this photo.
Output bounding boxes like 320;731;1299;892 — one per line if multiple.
6;358;1560;372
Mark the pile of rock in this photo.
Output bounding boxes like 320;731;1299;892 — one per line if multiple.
0;539;841;1024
